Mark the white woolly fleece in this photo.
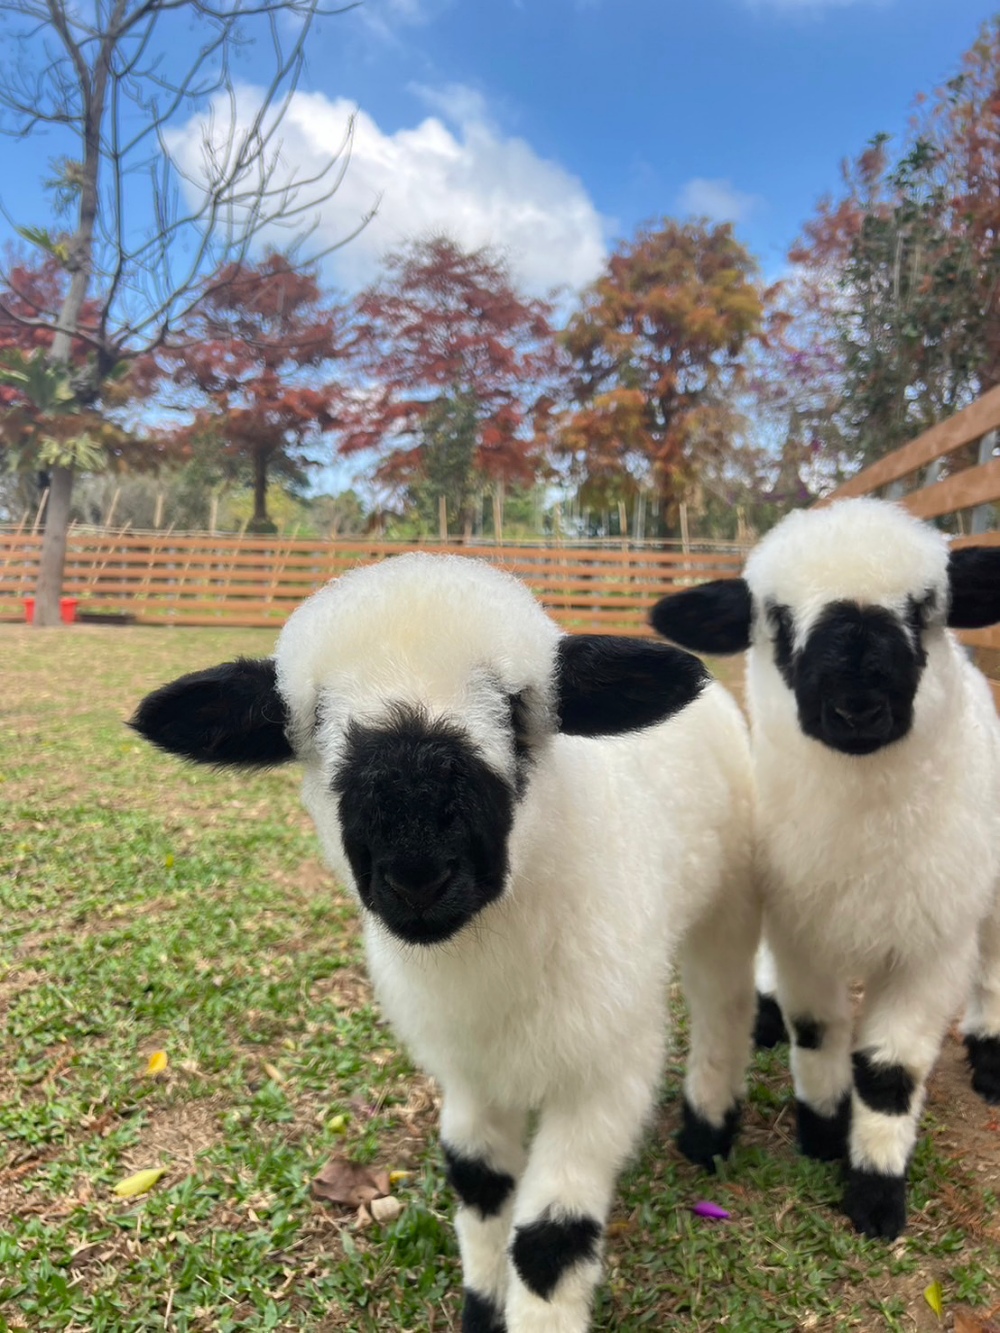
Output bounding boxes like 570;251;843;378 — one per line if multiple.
747;499;1000;1197
272;552;759;1332
747;501;1000;975
745;497;950;644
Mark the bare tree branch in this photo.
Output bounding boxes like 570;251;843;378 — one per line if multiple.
0;0;369;623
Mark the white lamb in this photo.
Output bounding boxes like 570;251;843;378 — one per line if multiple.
651;498;1000;1242
132;553;760;1333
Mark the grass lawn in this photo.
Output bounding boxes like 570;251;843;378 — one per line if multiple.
1;624;999;1332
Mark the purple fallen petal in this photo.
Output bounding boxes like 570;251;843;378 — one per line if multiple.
691;1201;731;1220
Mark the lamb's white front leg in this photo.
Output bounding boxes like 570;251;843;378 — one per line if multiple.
962;888;1000;1103
768;933;854;1163
440;1088;528;1332
676;887;760;1170
504;1074;655;1333
845;944;976;1240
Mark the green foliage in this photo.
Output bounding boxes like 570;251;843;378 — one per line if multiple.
408;393;481;534
13;224;70;263
0;349;76;413
786;18;1000;474
839;138;993;464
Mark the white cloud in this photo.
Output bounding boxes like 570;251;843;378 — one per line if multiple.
408;82;493;129
165;84;609;297
355;0;434;42
678;177;761;224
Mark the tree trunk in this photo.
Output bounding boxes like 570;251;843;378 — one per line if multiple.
247;449;277;534
33;10;119;625
33;466;74;626
254;450;268;524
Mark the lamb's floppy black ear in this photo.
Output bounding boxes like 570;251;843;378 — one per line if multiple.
130;658;294;766
556;635;709;737
947;547;1000;629
649;578;752;654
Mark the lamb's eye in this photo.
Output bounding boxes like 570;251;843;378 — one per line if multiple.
765;603;795;682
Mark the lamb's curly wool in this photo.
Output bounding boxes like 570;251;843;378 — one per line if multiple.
133;553;760;1333
651;498;1000;1242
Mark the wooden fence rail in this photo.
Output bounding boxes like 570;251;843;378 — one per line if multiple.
6;387;1000;653
0;532;746;636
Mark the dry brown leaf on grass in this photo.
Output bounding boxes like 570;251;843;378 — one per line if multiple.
311;1156;392;1209
311;1155;405;1229
954;1310;1000;1333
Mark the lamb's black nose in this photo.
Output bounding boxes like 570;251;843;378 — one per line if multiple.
832;698;890;732
381;861;455;910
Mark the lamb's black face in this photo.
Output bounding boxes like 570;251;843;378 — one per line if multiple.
332;707;516;945
770;600;927;756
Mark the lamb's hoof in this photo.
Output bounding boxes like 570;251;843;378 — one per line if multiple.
796;1095;850;1162
754;992;788;1049
965;1034;1000;1105
676;1097;741;1173
843;1167;907;1240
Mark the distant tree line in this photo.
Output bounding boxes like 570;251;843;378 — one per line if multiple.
1;8;999;622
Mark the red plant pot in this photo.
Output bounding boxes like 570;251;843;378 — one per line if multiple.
22;597;80;624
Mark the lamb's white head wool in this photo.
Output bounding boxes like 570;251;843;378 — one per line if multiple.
651;498;1000;756
133;552;708;946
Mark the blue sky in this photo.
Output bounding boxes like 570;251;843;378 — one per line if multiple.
0;0;996;297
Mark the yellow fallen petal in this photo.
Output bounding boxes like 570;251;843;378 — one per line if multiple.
328;1114;348;1133
389;1170;411;1186
113;1167;167;1198
164;853;174;868
145;1051;168;1076
924;1282;944;1318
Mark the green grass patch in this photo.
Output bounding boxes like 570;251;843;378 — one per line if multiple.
0;625;997;1331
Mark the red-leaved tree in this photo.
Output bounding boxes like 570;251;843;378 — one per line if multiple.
162;254;347;532
340;236;562;536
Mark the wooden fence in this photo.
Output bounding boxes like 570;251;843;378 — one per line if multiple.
5;386;1000;645
821;382;1000;703
0;531;745;636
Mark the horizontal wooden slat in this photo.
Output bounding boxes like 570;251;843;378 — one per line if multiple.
822;383;1000;501
0;531;743;559
959;626;1000;651
902;457;1000;519
0;529;743;635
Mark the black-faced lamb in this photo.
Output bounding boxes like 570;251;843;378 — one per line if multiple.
132;553;760;1333
650;498;1000;1242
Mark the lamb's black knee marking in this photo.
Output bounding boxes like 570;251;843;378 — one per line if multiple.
511;1213;601;1301
843;1166;907;1241
796;1093;850;1161
754;992;788;1049
675;1096;742;1173
462;1288;507;1333
443;1145;515;1219
792;1016;825;1050
852;1050;915;1115
965;1034;1000;1105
